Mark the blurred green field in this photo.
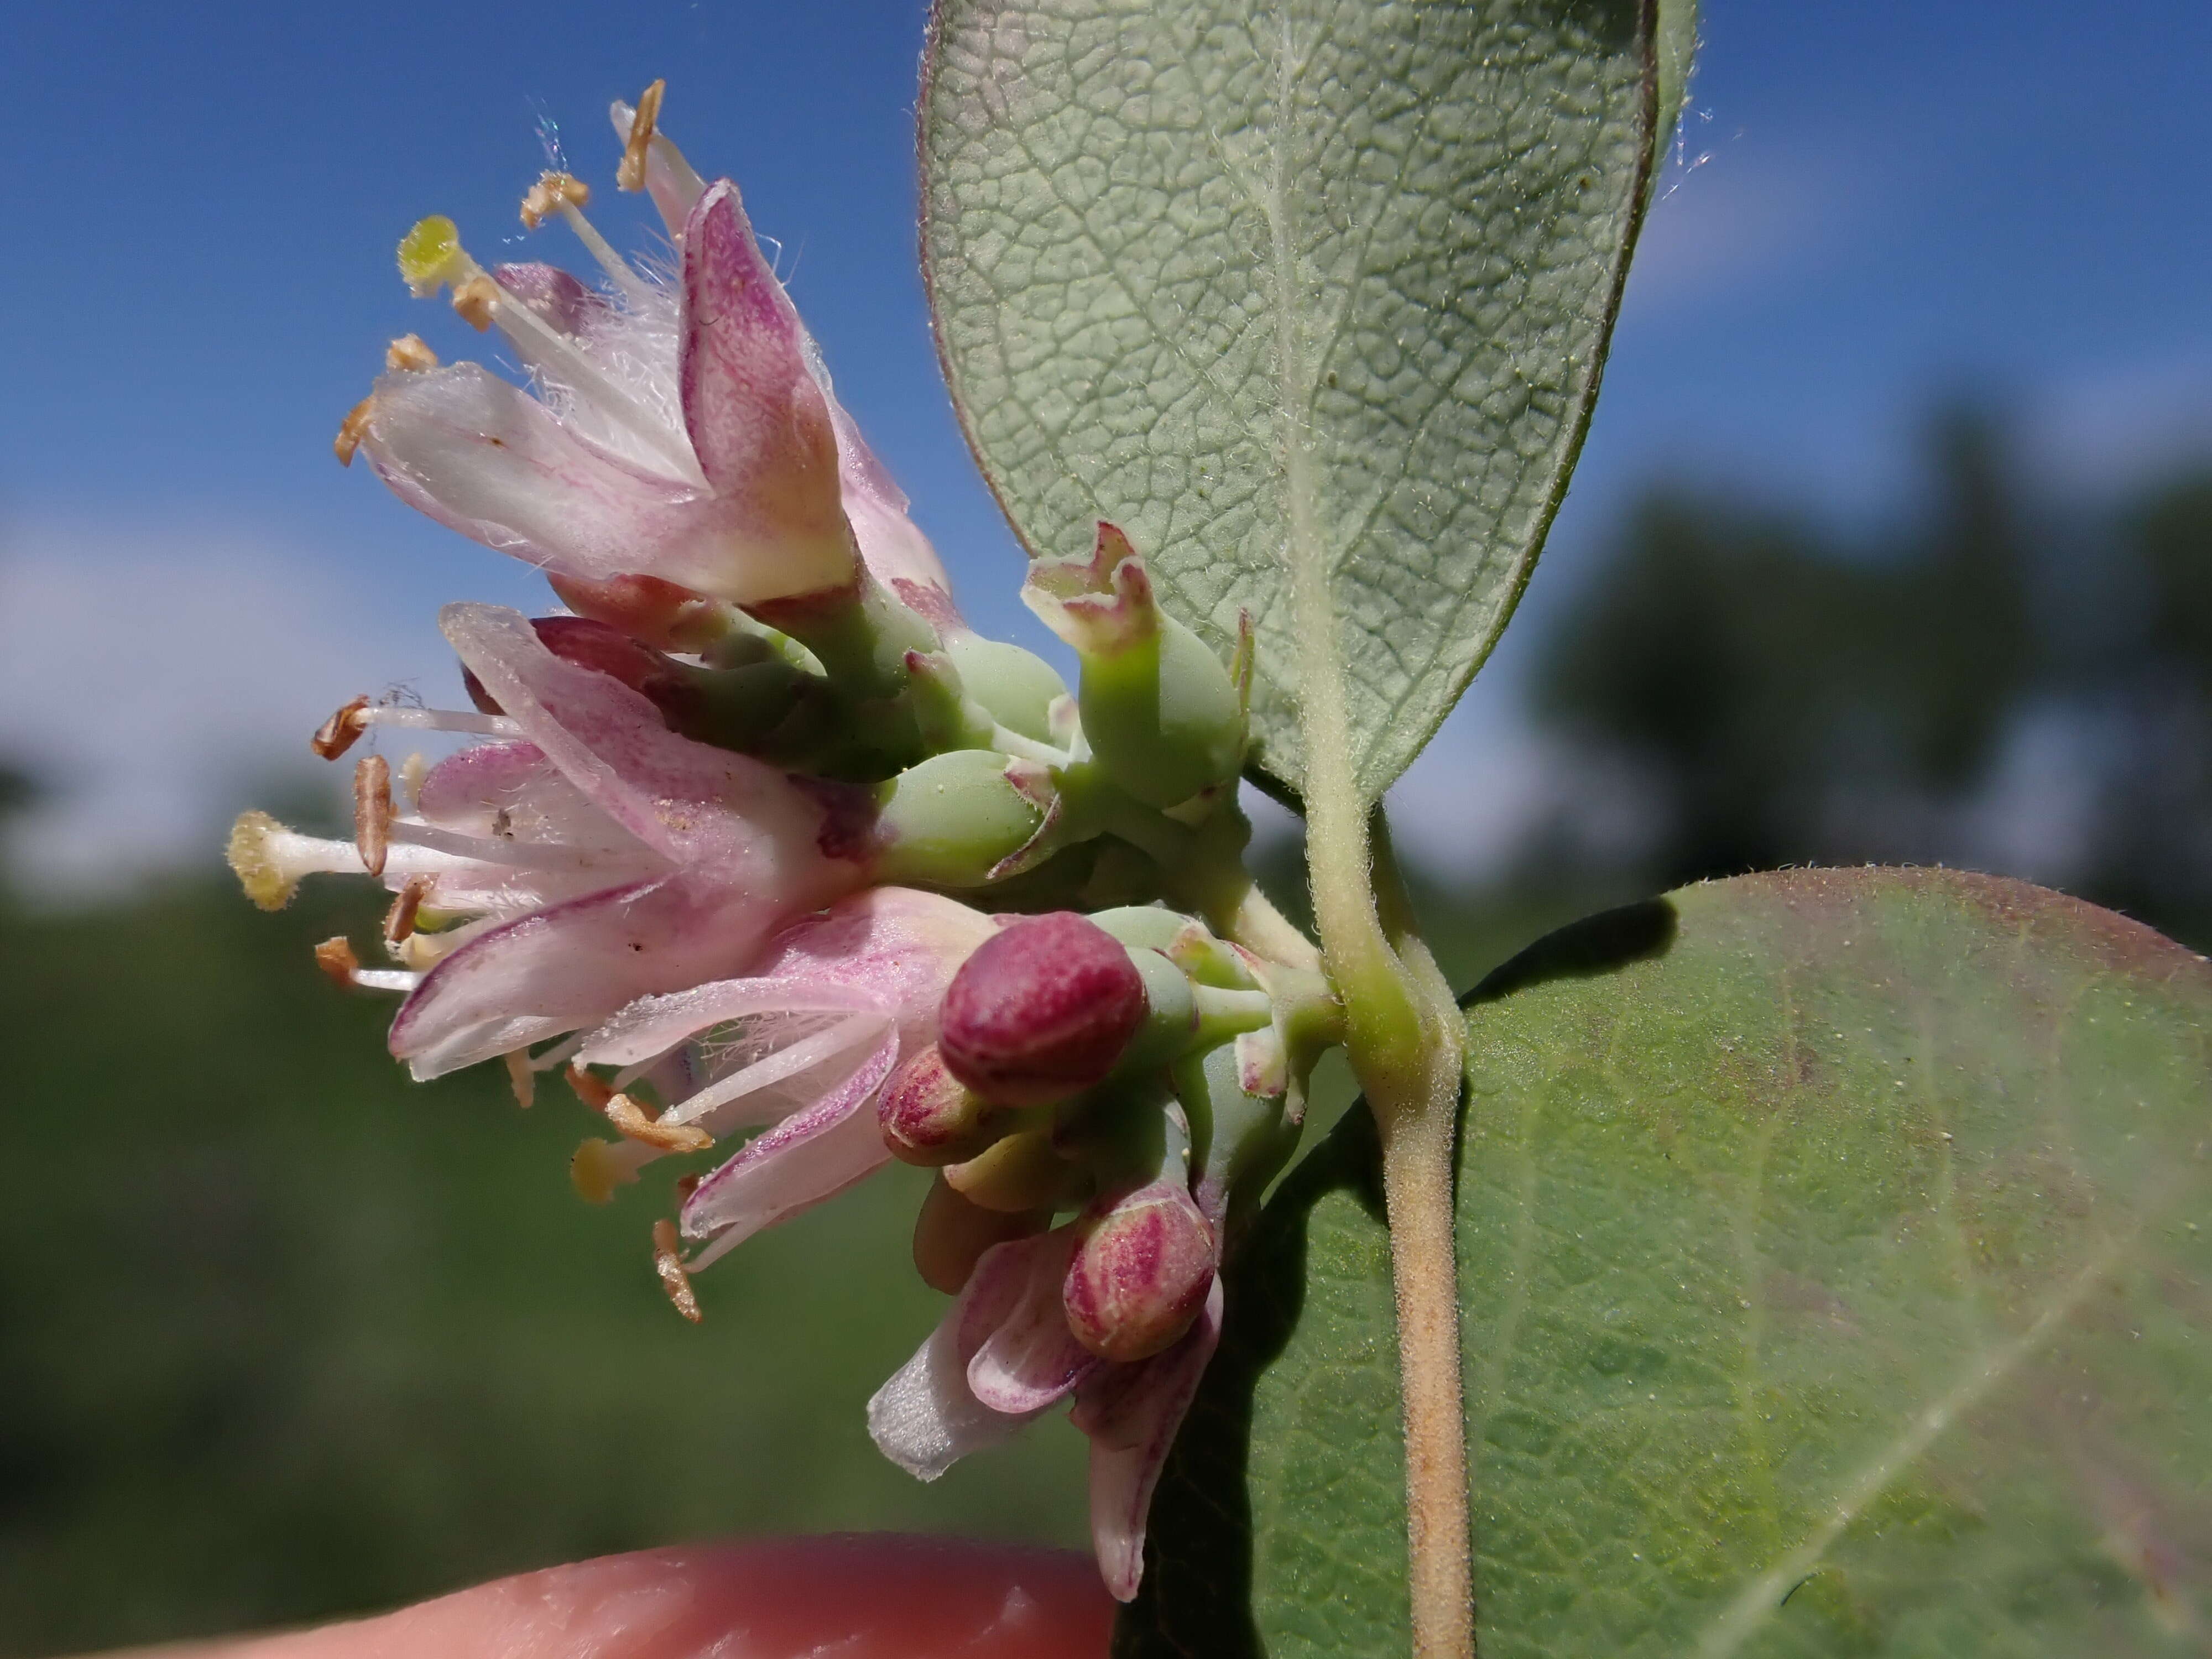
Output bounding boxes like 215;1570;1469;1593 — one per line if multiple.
0;877;1103;1655
6;429;2204;1655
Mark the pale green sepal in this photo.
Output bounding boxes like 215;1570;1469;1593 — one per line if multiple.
869;749;1046;889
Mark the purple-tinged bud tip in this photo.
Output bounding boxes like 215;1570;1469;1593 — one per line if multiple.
545;571;729;654
530;616;707;728
1062;1181;1217;1362
939;913;1149;1106
878;1045;1004;1166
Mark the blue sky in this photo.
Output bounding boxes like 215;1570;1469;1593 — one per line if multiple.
3;0;2206;888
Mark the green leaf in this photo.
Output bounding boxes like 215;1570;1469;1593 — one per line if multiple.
1122;869;2212;1656
921;0;1663;801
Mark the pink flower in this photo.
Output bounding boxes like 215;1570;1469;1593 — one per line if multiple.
229;601;870;1078
868;1224;1223;1603
351;105;954;619
566;886;999;1258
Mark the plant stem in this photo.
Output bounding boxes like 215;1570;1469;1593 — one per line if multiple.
1264;15;1470;1642
1370;816;1472;1659
1286;573;1471;1658
1380;1065;1472;1659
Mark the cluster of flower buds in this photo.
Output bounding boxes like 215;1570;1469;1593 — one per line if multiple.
228;84;1338;1601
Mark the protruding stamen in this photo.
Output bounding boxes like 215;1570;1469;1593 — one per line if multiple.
651;1217;702;1323
334;398;374;466
383;873;431;942
617;79;666;193
312;696;371;759
604;1093;714;1154
314;936;360;987
518;170;649;295
354;755;394;879
397;751;428;811
450;274;500;331
384;333;439;372
503;1049;535;1109
311;944;413;994
520;171;591;229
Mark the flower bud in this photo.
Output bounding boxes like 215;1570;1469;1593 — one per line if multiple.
942;1126;1078;1213
878;1045;1006;1165
940;912;1148;1105
911;1176;1050;1294
1061;1180;1217;1361
869;750;1047;889
1023;524;1244;809
942;633;1071;745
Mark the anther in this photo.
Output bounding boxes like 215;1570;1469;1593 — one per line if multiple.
384;333;439;372
566;1062;615;1110
353;755;394;879
520;170;592;229
604;1092;714;1154
334;398;374;466
617;79;666;193
450;274;500;331
503;1049;535;1110
312;696;371;759
382;873;431;943
652;1217;702;1323
314;936;361;988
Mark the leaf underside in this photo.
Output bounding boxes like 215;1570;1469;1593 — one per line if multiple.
922;0;1660;801
1122;869;2212;1657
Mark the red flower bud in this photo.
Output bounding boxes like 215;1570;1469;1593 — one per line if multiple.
938;912;1148;1106
878;1045;1003;1165
1062;1181;1216;1362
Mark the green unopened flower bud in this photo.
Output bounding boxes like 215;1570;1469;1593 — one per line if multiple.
943;633;1071;745
870;750;1047;888
943;1125;1081;1213
1023;523;1245;808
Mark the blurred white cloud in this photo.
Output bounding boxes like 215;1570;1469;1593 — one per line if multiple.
0;517;453;896
1624;132;1869;317
1239;693;1567;888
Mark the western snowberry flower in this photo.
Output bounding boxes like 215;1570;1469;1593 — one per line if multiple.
566;885;999;1266
233;75;1344;1611
231;601;868;1077
346;87;958;627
